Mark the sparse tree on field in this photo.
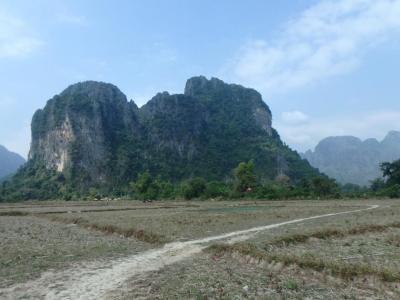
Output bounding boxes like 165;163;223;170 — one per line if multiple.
181;177;206;200
131;171;153;200
369;178;385;192
312;177;339;197
233;161;257;193
380;160;400;185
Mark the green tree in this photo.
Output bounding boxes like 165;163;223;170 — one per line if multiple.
256;182;280;199
299;178;311;195
88;187;101;200
181;177;206;200
233;161;257;194
204;181;229;198
312;177;339;197
370;178;386;192
380;160;400;186
131;171;154;200
382;184;400;198
155;178;175;199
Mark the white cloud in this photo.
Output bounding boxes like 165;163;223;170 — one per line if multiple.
0;12;42;59
57;13;87;25
281;110;309;124
275;110;400;152
228;0;400;94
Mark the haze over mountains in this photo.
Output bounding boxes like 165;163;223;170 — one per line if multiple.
302;131;400;186
0;145;25;181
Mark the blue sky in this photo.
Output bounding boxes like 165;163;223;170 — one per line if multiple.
1;0;400;157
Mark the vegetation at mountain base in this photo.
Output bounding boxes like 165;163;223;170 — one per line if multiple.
0;158;340;202
3;155;399;202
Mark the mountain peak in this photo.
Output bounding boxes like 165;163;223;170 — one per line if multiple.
61;80;120;94
184;76;226;97
58;81;128;105
315;136;362;153
382;130;400;143
0;145;26;180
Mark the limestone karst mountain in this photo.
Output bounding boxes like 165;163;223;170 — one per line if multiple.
302;131;400;186
0;145;25;181
3;76;319;199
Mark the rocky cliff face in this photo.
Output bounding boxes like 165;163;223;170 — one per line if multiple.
183;77;272;135
302;131;400;186
140;91;207;160
29;81;141;186
138;76;283;180
20;76;318;193
0;145;25;180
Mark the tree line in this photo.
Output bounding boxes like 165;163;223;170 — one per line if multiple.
127;159;400;201
1;159;400;202
126;161;339;201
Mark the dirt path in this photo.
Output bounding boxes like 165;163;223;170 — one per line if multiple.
0;204;379;300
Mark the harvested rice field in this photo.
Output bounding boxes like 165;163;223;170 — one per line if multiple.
0;199;399;299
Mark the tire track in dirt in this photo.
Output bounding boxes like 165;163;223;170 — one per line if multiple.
0;205;379;300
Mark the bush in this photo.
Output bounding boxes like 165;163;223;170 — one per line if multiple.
381;184;400;199
181;177;207;200
233;161;257;194
381;160;400;186
341;183;368;198
311;176;340;198
130;171;159;200
204;181;230;198
256;183;281;199
370;178;386;192
156;179;175;199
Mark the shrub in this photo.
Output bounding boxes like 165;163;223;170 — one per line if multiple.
312;176;340;197
181;177;207;200
233;161;258;194
381;184;400;198
130;171;160;200
204;181;229;198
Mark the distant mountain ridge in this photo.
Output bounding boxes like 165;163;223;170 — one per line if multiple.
0;145;25;180
302;131;400;186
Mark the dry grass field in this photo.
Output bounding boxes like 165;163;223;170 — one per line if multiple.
0;199;399;299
